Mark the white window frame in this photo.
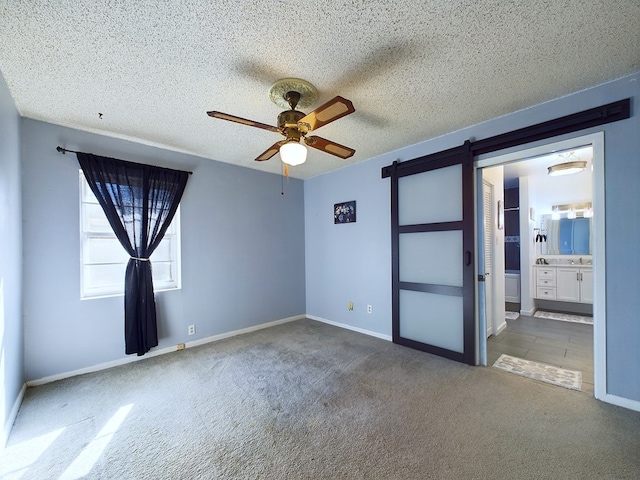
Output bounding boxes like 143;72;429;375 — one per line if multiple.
79;170;182;299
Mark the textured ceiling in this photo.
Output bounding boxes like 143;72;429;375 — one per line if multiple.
1;1;639;179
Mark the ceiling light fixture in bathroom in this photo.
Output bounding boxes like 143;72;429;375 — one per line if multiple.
547;160;587;176
547;149;589;176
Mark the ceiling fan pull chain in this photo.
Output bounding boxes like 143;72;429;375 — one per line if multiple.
281;162;286;195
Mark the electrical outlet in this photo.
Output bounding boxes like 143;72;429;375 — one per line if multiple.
176;343;186;350
188;325;195;335
367;305;372;314
348;301;354;311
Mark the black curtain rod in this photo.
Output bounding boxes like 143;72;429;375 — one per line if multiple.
56;146;193;175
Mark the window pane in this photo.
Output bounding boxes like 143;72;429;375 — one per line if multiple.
152;261;175;285
82;204;114;233
164;216;176;234
151;237;173;262
81;175;99;203
83;264;126;294
83;237;129;264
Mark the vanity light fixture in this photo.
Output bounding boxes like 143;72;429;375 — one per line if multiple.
551;202;592;219
547;160;587;176
497;200;504;230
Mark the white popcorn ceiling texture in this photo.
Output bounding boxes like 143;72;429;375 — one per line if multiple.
0;1;639;179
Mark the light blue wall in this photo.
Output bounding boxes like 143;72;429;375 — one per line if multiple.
305;72;640;403
305;155;392;335
21;119;306;381
0;71;24;441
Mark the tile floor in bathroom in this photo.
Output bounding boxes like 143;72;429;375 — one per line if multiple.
487;312;594;394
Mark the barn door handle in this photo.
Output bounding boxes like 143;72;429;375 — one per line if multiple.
465;251;472;266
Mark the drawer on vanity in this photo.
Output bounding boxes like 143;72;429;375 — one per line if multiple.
536;268;556;281
536;287;556;300
537;276;556;287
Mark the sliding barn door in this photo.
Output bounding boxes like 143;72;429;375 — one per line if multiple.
387;142;475;365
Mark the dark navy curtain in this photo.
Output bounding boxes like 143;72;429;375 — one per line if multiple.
77;153;189;356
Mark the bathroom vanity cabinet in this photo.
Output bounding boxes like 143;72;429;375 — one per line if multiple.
556;267;593;303
534;265;593;304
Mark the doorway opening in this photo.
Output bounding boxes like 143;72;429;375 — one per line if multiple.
476;132;605;398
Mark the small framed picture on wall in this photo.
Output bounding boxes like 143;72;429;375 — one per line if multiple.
334;200;356;224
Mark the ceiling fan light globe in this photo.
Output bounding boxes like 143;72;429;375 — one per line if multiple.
280;141;307;166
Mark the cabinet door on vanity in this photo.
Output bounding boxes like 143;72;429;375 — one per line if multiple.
580;269;594;303
556;267;581;302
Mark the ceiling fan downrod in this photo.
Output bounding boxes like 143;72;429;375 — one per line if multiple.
284;91;301;110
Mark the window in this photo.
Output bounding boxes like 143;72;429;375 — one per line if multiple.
80;171;181;299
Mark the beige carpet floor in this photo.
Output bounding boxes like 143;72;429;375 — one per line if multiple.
2;318;640;479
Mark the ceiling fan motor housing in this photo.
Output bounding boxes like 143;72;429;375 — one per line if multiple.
278;110;306;141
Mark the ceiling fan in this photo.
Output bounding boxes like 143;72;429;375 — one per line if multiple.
207;78;355;168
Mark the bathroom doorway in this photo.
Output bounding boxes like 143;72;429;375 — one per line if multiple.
476;132;605;397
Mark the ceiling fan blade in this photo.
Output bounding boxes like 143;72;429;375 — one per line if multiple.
255;141;285;162
297;96;355;132
304;136;355;159
207;111;280;133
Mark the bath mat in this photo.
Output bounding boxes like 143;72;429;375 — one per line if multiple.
493;354;582;391
505;311;519;321
533;310;593;325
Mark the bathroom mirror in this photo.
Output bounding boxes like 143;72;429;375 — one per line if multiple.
540;215;592;255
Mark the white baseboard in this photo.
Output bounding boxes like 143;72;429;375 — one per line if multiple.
521;307;536;317
180;315;304;349
3;383;27;448
27;315;305;387
495;320;508;336
601;393;640;413
307;315;392;342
